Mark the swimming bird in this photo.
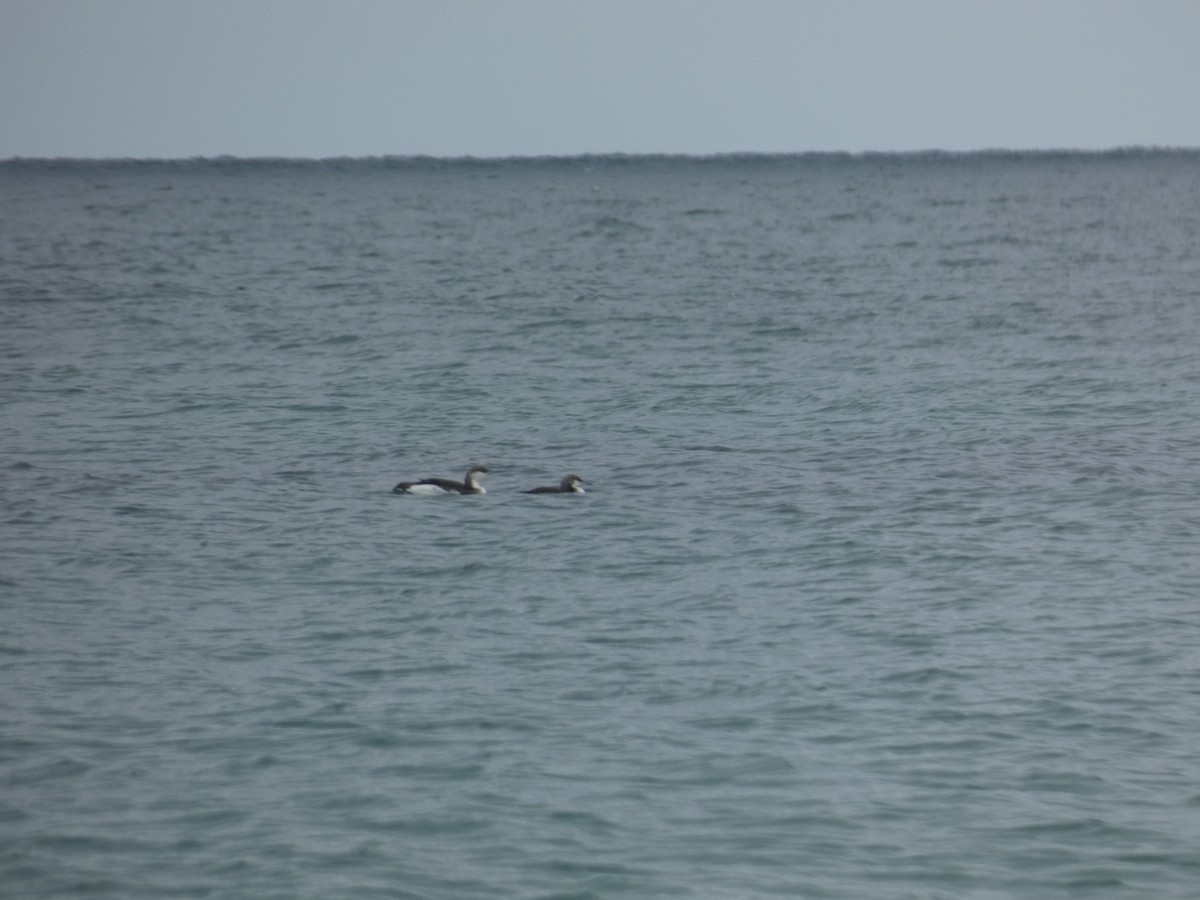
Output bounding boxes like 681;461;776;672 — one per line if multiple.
392;465;490;495
522;473;588;494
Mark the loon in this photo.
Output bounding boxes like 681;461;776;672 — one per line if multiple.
523;473;588;494
392;465;489;495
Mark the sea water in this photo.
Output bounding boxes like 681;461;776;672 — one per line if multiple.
2;152;1200;898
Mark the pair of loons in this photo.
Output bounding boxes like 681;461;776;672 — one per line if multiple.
392;466;587;496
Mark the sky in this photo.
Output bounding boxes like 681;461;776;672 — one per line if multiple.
3;0;1199;159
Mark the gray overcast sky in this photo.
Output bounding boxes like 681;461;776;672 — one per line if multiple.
3;0;1199;159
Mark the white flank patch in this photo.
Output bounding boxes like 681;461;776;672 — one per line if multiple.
404;483;449;495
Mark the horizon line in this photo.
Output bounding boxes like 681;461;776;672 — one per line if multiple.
4;145;1199;166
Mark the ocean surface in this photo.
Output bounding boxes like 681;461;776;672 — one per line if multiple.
3;150;1200;899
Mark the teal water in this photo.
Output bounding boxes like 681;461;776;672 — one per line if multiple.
3;152;1200;898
